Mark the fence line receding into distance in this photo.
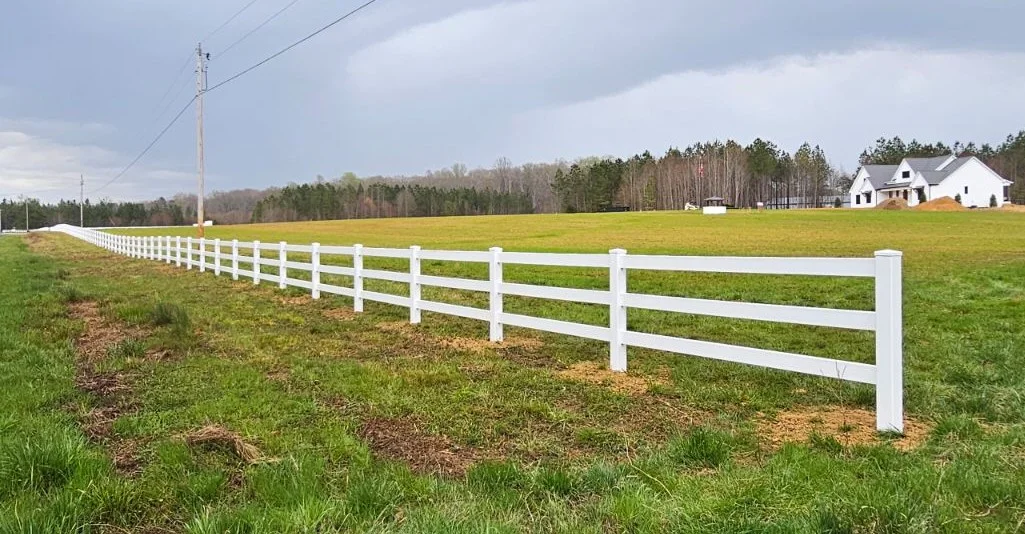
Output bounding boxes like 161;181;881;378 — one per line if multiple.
50;224;904;432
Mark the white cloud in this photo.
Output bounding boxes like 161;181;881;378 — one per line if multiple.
0;126;193;202
504;47;1025;168
0;117;115;138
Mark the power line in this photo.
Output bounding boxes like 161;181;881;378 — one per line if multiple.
203;0;262;43
217;0;304;59
87;96;197;195
151;52;196;119
207;0;377;93
20;0;378;200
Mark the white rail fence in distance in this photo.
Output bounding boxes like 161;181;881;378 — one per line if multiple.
51;224;904;432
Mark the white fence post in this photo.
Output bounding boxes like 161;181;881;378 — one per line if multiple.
150;236;156;260
409;246;422;324
489;247;503;342
199;238;206;272
609;248;628;372
176;236;181;267
186;237;193;270
311;242;321;299
231;239;239;280
252;241;261;285
353;244;364;312
278;241;287;289
166;236;172;264
874;249;903;433
214;239;222;276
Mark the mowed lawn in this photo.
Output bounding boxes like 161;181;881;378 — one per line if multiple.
1;209;1024;532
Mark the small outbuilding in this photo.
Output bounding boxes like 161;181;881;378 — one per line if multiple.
703;196;727;215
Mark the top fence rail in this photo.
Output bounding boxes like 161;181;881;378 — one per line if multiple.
48;224;903;432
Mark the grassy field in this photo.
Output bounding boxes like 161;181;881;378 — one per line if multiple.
2;209;1024;531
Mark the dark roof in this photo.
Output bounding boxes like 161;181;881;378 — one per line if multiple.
862;156;977;189
861;165;899;189
904;156;953;172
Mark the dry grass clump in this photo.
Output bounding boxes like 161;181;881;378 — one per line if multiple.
184;425;268;464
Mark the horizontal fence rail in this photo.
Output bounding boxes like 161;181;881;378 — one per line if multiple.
49;225;904;432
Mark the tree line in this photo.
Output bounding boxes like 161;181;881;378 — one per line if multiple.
250;178;534;222
4;130;1022;229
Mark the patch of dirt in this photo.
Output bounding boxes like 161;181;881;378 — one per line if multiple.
183;424;271;464
266;368;290;382
358;416;477;477
323;307;356;321
144;348;175;362
278;295;311;306
69;301;147;474
758;407;931;451
377;321;414;334
556;361;667;396
439;335;543;354
876;198;908;210
914;196;968;212
69;301;144;362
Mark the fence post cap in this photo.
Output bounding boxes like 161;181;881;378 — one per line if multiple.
410;245;421;251
609;248;627;255
489;246;502;252
875;249;902;257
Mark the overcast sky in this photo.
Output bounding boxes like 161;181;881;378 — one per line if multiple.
2;0;1024;203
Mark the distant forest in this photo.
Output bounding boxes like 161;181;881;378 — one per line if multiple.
4;130;1023;229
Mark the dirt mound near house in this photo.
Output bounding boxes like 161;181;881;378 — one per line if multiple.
1001;203;1025;212
876;198;908;210
914;196;967;212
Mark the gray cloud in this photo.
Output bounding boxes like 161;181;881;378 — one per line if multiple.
1;0;1023;202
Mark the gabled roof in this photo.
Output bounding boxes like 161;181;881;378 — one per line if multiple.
855;155;1007;192
861;165;899;189
904;156;953;172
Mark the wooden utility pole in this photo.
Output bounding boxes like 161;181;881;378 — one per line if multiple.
196;43;207;237
80;174;85;227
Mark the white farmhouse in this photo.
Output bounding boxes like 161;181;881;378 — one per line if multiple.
849;155;1012;208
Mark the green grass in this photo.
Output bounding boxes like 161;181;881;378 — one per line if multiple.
3;209;1025;531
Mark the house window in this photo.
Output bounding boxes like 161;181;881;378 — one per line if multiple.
902;171;910;179
856;195;861;205
964;186;969;194
1005;186;1011;201
865;192;872;204
902;190;908;201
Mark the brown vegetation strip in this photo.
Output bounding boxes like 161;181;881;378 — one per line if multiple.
69;301;146;474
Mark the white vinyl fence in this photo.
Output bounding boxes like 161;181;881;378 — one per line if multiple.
51;224;904;432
